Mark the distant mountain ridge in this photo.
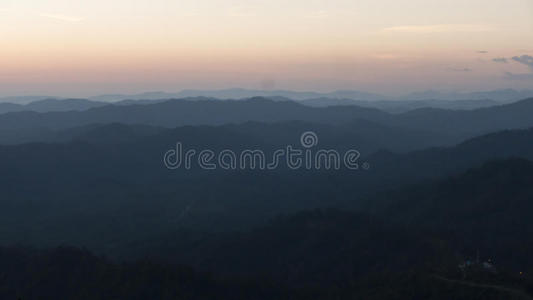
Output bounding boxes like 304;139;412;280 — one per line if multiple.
403;88;533;102
87;88;533;102
3;88;533;115
0;97;388;134
2;97;533;146
300;98;500;112
89;88;386;102
0;95;62;104
0;98;109;114
0;96;504;115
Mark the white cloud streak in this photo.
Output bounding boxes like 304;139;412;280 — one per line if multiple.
306;10;329;19
39;13;84;22
226;6;255;17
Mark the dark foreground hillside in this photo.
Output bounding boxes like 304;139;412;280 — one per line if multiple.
3;159;533;299
105;159;533;280
1;224;532;300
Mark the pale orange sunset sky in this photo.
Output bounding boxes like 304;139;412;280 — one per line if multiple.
1;0;532;96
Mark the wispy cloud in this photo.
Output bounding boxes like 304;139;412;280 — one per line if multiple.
39;13;84;22
477;50;488;54
307;10;329;19
382;24;493;34
226;6;255;17
502;55;533;80
512;55;533;70
492;57;508;63
448;67;472;72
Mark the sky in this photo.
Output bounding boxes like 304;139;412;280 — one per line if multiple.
0;0;532;97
